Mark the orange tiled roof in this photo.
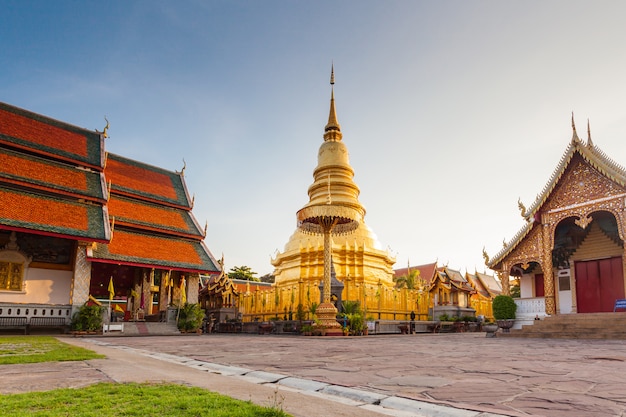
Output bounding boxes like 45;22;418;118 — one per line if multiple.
0;102;103;168
0;147;105;201
0;186;108;241
89;229;218;273
394;262;437;284
106;153;190;208
107;195;203;238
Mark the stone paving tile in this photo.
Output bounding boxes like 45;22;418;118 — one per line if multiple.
0;361;111;394
94;333;626;416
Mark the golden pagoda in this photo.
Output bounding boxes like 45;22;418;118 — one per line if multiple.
270;68;396;316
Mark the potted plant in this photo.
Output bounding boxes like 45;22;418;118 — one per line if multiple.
301;324;313;336
483;318;499;337
492;295;517;333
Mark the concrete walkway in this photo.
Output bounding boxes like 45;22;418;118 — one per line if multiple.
4;333;626;416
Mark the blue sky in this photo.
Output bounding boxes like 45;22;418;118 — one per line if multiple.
4;1;626;277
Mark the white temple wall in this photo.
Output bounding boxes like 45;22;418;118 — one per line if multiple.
0;268;73;304
520;273;533;298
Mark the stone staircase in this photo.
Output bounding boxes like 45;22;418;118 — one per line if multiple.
104;321;181;336
500;312;626;339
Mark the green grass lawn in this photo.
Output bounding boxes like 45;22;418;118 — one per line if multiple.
0;382;290;417
0;336;292;416
0;336;104;364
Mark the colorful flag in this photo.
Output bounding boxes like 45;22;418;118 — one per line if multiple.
180;277;187;305
108;277;115;300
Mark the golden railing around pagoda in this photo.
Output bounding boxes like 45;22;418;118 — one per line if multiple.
237;281;431;322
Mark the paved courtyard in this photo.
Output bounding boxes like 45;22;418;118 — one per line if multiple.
4;333;626;416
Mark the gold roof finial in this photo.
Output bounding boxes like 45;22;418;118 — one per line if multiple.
571;112;580;143
517;197;526;218
482;247;490;265
96;116;110;138
587;118;594;148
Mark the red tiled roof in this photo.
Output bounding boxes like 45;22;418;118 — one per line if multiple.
0;187;108;241
0;108;88;158
394;262;437;283
106;154;189;207
0;103;103;168
89;229;219;273
0;148;105;201
1;188;88;230
106;157;175;199
107;195;202;238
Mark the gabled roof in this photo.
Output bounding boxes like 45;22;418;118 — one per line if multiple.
431;266;474;293
87;229;219;273
466;271;501;298
488;129;626;268
394;262;437;284
107;195;203;239
0;186;109;241
0;147;106;202
0;102;104;169
476;271;502;295
199;271;239;296
105;153;191;208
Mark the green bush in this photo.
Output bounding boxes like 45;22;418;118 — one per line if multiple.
492;295;517;320
347;313;364;334
71;304;103;331
177;303;204;331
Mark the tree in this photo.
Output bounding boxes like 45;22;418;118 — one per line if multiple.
260;273;275;283
395;269;420;290
228;265;259;281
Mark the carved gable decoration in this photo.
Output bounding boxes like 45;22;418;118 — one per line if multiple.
503;224;543;268
541;154;626;213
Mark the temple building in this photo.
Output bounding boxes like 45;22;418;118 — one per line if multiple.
465;270;501;319
486;118;626;321
394;262;499;320
0;102;220;325
267;73;396;317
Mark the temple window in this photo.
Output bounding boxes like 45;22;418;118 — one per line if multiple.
0;261;23;291
0;232;31;292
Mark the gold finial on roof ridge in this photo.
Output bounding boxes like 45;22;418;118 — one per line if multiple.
96;116;110;138
571;112;580;143
587;118;594;148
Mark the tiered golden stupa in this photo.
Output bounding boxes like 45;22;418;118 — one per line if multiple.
270;69;396;312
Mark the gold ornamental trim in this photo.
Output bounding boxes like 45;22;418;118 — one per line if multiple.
297;205;362;235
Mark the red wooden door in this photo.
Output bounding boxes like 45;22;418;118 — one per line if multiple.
575;257;624;313
534;274;545;297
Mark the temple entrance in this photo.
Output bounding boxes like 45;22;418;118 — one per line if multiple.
534;274;545;297
575;257;624;313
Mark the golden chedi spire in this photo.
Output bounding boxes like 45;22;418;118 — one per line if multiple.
324;64;342;142
271;66;396;303
299;66;365;224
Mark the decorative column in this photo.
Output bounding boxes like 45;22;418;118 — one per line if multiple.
542;220;556;315
298;208;360;333
187;274;199;304
70;242;92;312
498;270;510;296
